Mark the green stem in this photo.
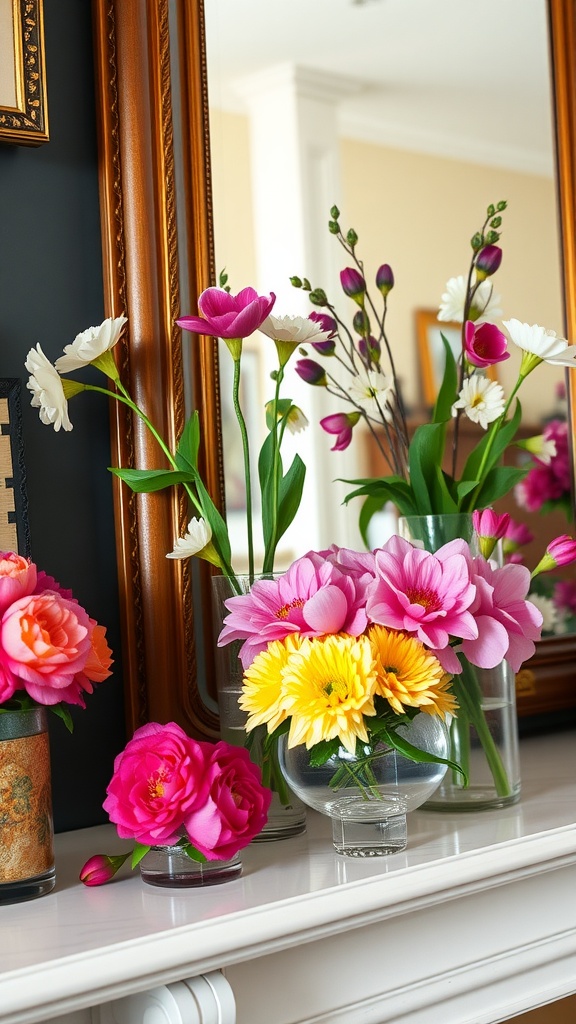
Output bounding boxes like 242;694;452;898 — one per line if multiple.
84;383;239;582
262;366;284;574
466;372;525;510
231;358;254;582
448;708;470;787
451;660;512;798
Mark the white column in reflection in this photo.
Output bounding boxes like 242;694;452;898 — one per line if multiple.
233;63;365;557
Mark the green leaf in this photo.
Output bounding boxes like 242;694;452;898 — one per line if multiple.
180;842;208;864
358;494;389;547
432;333;459;423
131;842;151;869
50;704;74;733
408;422;449;514
308;738;341;767
342;476;418;518
175;411;200;471
276;454;306;540
381;724;467;783
461;399;522;483
468;465;528;508
258;431;276;553
265;397;293;431
109;467;195;493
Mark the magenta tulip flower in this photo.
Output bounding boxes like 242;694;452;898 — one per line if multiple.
532;535;576;576
320;412;360;451
79;852;131;886
464;321;510;367
295;358;327;386
177;287;275;345
475;244;503;280
340;267;366;305
472;508;510;558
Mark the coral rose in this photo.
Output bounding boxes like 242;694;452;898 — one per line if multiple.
103;722;210;847
0;590;93;704
185;742;271;860
0;552;36;615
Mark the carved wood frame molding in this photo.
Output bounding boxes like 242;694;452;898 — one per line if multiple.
91;0;222;738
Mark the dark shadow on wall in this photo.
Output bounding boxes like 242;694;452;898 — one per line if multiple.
0;0;127;832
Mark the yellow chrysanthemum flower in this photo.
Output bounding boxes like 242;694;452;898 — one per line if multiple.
368;624;457;719
280;633;378;754
240;634;302;733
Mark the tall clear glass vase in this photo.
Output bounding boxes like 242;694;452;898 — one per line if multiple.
211;574;307;839
398;514;521;810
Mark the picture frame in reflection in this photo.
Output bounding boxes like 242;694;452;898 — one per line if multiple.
415;308;497;407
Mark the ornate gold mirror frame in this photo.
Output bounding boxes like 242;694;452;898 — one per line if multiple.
91;0;576;739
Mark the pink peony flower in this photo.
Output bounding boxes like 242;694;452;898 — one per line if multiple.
365;535;478;651
103;722;210;847
0;552;36;615
218;554;369;667
460;555;543;672
176;287;275;341
0;591;94;704
183;742;271;860
464;321;510;368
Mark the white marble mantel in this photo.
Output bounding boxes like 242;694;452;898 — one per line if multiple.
1;730;575;1024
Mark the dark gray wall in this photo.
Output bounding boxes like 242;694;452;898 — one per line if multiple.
0;0;126;831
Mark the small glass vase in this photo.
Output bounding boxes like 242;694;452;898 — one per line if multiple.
278;714;449;856
0;706;55;904
212;574;307;840
140;845;242;887
398;513;521;810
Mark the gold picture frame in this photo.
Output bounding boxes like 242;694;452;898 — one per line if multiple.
415;308;497;407
0;0;48;145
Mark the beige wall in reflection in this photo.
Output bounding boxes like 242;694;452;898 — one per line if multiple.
211;107;564;425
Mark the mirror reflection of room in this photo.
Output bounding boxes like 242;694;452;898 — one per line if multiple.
205;0;573;632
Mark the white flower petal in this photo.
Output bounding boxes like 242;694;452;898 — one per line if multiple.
166;517;212;559
55;316;127;372
349;369;395;420
451;373;505;430
502;318;575;364
25;345;72;432
286;406;309;434
439;276;502;324
259;314;332;345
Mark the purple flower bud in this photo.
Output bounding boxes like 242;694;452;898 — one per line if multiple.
309;311;337;336
358;335;381;363
311;338;336;355
353;310;371;336
79;852;131;886
376;263;394;296
295;358;327;386
340;267;366;305
475;245;502;281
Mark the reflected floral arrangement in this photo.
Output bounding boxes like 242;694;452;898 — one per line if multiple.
0;551;113;727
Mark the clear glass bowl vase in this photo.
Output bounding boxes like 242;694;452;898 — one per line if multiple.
278;713;449;856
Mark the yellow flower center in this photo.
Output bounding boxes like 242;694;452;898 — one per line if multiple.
323;676;348;704
276;597;305;619
405;586;440;612
148;765;169;799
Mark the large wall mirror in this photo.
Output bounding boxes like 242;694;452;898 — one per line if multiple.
92;0;576;740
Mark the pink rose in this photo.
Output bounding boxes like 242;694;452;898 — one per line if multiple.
0;590;93;704
184;742;271;860
103;722;210;847
0;552;36;615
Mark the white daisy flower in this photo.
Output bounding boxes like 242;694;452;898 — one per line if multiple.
503;319;576;370
349;369;395;421
438;276;502;324
55;316;127;372
527;593;562;635
451;374;505;430
25;345;73;432
167;517;220;566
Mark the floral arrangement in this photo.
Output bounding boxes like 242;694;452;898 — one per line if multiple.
0;550;113;728
290;202;576;540
217;523;574;795
24;292;330;590
79;721;271;885
515;418;573;521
